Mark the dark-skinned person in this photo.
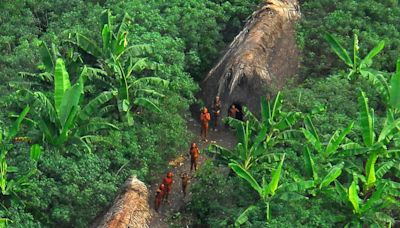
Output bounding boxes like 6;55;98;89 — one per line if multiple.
180;173;191;198
212;96;221;131
200;107;211;142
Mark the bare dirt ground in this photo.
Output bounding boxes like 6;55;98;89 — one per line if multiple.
148;117;236;228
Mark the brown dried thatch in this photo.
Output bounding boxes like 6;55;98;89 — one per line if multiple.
201;0;301;114
92;177;151;228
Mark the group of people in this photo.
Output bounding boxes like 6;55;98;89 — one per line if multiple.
154;142;201;212
200;96;241;141
154;95;242;212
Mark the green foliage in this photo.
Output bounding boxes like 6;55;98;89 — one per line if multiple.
297;0;400;77
0;107;42;225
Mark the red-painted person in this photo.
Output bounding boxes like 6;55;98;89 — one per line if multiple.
162;172;174;202
155;184;166;212
189;143;200;171
200;107;211;142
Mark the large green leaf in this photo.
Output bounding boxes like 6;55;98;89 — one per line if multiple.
32;91;58;123
133;97;161;113
376;161;394;179
348;181;360;214
56;106;78;146
360;40;385;68
126;58;150;75
270;91;282;121
72;33;102;58
131;77;169;88
304;116;320;144
265;154;285;196
234;205;257;227
124;44;153;57
303;147;318;181
324;34;353;67
7;106;30;141
319;162;344;189
54;59;71;114
389;59;400;110
80;91;114;121
324;122;354;158
229;163;262;196
302;128;322;153
365;151;378;190
378;119;400;142
39;41;55;73
101;24;112;51
59;84;82;128
358;91;374;147
359;70;390;103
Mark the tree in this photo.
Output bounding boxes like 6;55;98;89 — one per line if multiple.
68;10;169;125
229;154;296;224
30;58;116;151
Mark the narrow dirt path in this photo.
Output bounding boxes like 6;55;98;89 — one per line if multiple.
148;117;236;227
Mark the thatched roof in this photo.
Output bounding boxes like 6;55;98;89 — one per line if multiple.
92;177;151;228
201;0;301;114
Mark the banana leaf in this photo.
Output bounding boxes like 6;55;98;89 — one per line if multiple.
389;59;400;110
358;91;375;147
319;162;344;189
265;154;285;196
348;181;360;214
54;59;71;114
324;34;353;67
229;163;262;196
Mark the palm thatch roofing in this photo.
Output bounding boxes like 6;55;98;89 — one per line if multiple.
201;0;301;114
92;177;151;228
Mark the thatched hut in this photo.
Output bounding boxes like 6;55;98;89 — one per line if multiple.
201;0;301;114
92;177;151;228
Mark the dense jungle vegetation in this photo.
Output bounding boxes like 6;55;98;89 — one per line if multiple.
1;0;399;227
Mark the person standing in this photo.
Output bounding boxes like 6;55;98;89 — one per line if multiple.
162;172;174;202
189;143;200;171
228;104;239;119
212;96;221;131
181;173;191;197
200;107;211;142
155;184;166;212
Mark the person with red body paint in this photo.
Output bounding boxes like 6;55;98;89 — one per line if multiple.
200;107;211;142
154;184;166;212
189;143;200;171
162;172;174;202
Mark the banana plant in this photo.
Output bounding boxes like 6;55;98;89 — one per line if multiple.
229;154;286;225
0;107;42;225
242;92;303;147
341;91;400;193
300;146;345;196
326;34;400;112
30;58;116;151
324;33;385;82
335;180;396;227
302;115;354;162
209;120;270;170
68;10;168;125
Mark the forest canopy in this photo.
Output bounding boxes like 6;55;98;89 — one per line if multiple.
1;0;399;227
